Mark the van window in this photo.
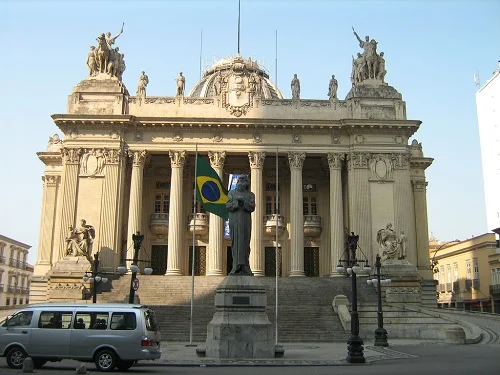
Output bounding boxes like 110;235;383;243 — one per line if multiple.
39;311;73;329
110;312;137;330
74;312;109;330
4;311;33;327
144;309;158;332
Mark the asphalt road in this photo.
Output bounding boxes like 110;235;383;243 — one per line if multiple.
0;343;498;375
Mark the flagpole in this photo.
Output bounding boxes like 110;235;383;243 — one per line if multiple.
188;144;198;347
275;146;279;346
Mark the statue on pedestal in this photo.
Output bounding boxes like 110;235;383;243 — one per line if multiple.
65;219;95;264
291;74;300;99
226;175;255;275
376;223;406;261
136;71;149;96
328;74;338;99
352;27;386;84
176;72;186;96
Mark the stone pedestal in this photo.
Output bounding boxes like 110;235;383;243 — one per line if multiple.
47;257;92;302
202;276;277;358
382;259;422;304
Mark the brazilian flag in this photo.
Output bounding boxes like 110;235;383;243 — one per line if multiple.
195;155;229;220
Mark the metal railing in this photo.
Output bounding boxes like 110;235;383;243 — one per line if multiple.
489;284;500;296
472;278;480;290
464;279;472;291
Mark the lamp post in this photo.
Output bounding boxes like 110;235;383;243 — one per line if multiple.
336;232;369;364
367;254;390;347
82;252;109;303
117;232;153;304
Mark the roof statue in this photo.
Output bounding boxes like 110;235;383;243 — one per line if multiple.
351;27;386;85
86;23;126;81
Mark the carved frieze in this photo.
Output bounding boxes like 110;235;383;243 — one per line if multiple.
385;287;420;295
62;148;82;165
253;132;263;143
129;150;147;167
369;154;393;181
248;151;266;169
327;153;345;170
213;133;223;142
209;151;226;169
173;131;183;142
288;152;306;169
169;150;186;168
347;152;370;170
79;149;106;177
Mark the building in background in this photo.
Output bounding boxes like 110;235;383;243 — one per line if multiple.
0;234;33;306
430;233;500;313
476;65;500;231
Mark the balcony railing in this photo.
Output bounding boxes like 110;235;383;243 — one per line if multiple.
489;284;500;296
472;278;480;290
149;213;169;238
9;258;18;267
303;215;322;238
452;281;459;293
7;286;15;293
0;284;4;292
438;284;445;293
464;279;472;291
445;283;452;292
0;256;5;264
188;213;209;237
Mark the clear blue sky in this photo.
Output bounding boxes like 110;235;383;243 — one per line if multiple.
1;0;498;265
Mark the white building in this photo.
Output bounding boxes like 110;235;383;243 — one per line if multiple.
476;65;500;230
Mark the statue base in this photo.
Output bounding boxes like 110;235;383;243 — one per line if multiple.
199;275;280;358
46;257;93;302
346;80;402;100
381;259;422;304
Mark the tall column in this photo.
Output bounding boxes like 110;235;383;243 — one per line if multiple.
56;148;82;262
207;151;226;276
392;153;416;264
98;149;123;269
249;151;266;276
328;153;345;276
34;175;60;276
166;150;186;275
126;150;147;265
288;152;306;277
347;152;371;259
413;179;432;278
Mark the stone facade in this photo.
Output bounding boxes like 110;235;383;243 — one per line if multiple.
31;30;434;303
0;235;32;306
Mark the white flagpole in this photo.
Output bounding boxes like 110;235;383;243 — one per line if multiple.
275;146;279;346
188;144;198;347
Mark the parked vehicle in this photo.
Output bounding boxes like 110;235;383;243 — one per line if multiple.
0;303;161;372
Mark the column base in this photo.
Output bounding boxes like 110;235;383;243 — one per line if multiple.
206;270;224;276
330;271;347;277
165;270;183;276
289;271;305;277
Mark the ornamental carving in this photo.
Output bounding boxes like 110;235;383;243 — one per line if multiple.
253;132;263;143
292;133;301;144
392;153;410;170
80;149;106;177
213;133;223;142
220;56;255;117
62;148;82;164
369;154;393;181
327;153;344;170
128;150;147;167
331;133;340;144
209;151;226;169
173;131;183;142
288;152;306;169
412;180;427;192
385;287;420;295
347;152;370;169
104;149;122;164
169;150;186;168
42;175;60;187
248;151;266;169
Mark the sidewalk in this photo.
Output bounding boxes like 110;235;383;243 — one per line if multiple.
155;339;437;366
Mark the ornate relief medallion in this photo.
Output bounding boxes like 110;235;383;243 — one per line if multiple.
221;57;254;117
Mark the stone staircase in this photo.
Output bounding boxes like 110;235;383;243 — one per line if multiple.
99;275;379;342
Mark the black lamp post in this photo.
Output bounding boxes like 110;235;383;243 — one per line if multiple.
336;232;369;364
82;252;109;303
371;254;389;346
117;232;152;304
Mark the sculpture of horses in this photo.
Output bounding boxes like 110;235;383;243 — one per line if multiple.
95;34;109;74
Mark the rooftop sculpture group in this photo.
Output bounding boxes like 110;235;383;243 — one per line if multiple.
87;23;126;80
351;27;386;85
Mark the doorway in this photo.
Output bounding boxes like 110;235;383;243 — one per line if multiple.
151;245;167;275
304;247;319;277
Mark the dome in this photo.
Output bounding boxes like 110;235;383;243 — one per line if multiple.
188;55;284;99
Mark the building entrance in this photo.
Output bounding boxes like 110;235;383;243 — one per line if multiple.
151;245;167;275
265;247;282;276
304;247;319;277
188;246;206;275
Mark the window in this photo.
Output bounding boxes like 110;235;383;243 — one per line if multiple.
154;193;169;214
473;258;479;279
191;200;205;214
466;259;471;279
439;265;445;285
453;263;459;282
492;268;500;286
74;312;109;330
303;196;317;216
6;298;10;306
3;311;33;327
265;195;280;215
446;265;452;283
39;311;73;329
110;312;137;330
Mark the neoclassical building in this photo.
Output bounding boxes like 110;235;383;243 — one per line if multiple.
31;30;433;302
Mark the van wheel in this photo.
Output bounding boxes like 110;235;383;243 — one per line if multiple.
32;358;47;368
95;349;117;372
6;346;26;369
117;360;134;371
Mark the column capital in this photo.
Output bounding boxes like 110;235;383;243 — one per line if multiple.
288;152;306;169
104;148;122;165
169;150;186;168
391;152;411;170
412;179;428;192
42;175;60;187
327;153;345;170
61;148;82;165
347;152;370;170
208;151;226;169
248;151;266;169
128;150;147;167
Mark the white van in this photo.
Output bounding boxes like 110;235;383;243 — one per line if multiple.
0;303;161;372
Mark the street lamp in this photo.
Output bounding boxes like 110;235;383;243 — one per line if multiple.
117;232;153;304
366;254;391;347
336;232;370;364
82;252;109;303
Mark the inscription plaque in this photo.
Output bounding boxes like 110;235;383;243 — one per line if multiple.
232;296;250;305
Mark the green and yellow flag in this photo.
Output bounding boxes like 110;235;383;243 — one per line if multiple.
195;155;229;220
